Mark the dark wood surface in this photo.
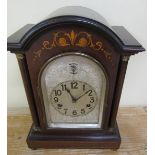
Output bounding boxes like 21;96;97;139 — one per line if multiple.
109;56;129;127
16;54;40;127
7;16;145;53
112;26;144;47
7;24;34;43
45;6;112;28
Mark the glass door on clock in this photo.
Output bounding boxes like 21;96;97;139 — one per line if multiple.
40;53;108;128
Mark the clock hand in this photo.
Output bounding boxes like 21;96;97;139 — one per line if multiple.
66;87;76;103
75;90;90;102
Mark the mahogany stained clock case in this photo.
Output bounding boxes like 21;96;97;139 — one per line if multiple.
7;6;145;149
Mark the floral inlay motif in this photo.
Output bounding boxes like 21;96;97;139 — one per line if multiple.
33;30;113;62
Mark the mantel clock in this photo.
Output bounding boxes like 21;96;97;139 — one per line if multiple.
7;6;145;149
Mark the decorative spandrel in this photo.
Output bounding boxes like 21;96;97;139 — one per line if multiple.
33;30;113;63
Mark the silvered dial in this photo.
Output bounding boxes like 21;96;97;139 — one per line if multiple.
50;80;97;117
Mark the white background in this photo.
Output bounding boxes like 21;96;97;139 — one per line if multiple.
7;0;146;107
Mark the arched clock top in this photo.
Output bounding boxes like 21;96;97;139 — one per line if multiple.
7;6;144;54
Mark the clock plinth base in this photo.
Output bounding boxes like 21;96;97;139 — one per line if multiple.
27;122;121;149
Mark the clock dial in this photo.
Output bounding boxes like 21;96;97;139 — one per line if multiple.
41;53;107;128
50;80;97;117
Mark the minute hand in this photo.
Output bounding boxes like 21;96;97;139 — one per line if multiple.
75;90;90;101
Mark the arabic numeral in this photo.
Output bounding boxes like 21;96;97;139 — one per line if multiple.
54;90;62;96
90;97;94;103
57;104;63;109
86;104;92;109
72;110;77;115
71;81;78;89
64;108;68;115
61;84;67;91
88;90;93;96
81;109;85;114
54;97;58;103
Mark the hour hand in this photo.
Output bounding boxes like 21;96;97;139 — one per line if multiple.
66;88;76;103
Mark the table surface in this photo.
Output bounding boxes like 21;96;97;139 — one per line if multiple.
8;107;147;155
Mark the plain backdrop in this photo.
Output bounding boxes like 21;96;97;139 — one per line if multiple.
7;0;146;107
